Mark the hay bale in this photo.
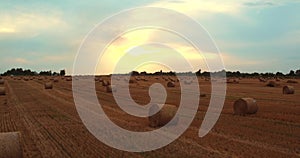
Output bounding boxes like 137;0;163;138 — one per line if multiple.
148;104;178;127
266;81;278;87
184;80;192;85
106;85;116;93
233;98;258;115
0;87;6;95
102;80;110;86
44;82;53;89
0;132;23;158
287;80;298;84
259;77;267;82
53;78;59;83
227;79;239;84
0;79;4;85
167;81;175;87
66;78;72;81
283;85;295;94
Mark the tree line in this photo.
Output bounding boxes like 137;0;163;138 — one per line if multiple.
1;68;65;76
1;68;299;78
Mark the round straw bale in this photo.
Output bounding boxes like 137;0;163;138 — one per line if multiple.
0;132;23;158
53;78;59;83
184;80;192;85
227;79;239;84
44;82;53;89
66;78;72;81
0;87;6;95
106;85;116;93
148;104;178;127
283;85;294;94
233;98;258;115
102;80;110;86
259;77;267;82
167;81;175;87
23;77;29;81
0;79;4;85
287;80;298;84
266;81;278;87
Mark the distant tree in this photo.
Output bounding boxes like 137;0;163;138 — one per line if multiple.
60;69;66;76
130;71;139;76
39;70;52;76
2;68;36;76
140;71;147;76
196;69;201;76
276;72;284;76
202;71;210;77
53;72;59;76
288;70;295;76
296;70;300;76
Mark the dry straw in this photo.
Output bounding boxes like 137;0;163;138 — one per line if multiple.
0;132;23;158
44;82;53;89
283;85;295;94
148;104;178;127
233;98;258;115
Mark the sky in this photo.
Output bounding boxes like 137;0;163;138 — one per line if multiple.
0;0;299;75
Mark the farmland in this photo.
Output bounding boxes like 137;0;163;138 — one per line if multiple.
0;76;299;157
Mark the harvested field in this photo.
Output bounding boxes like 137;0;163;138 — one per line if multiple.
0;76;299;157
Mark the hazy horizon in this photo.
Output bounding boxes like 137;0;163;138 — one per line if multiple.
1;1;299;74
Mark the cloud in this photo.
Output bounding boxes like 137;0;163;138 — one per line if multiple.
14;58;31;64
0;10;68;37
243;1;277;7
149;0;241;17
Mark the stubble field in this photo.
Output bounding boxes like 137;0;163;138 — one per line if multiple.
0;76;299;158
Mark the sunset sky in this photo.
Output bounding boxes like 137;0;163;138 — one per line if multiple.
1;0;299;74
